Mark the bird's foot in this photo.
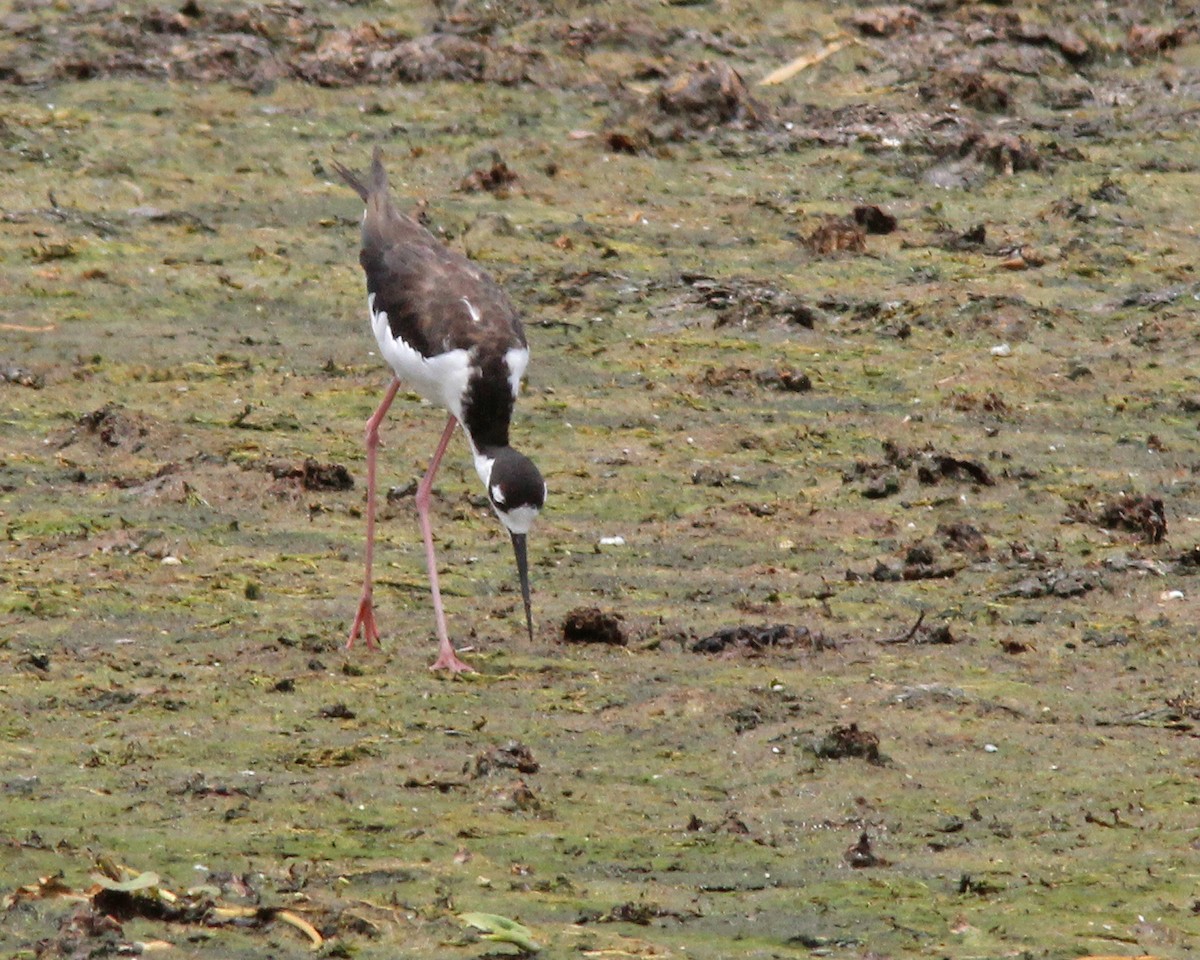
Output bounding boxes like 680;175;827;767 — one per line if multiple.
347;595;382;650
429;646;475;674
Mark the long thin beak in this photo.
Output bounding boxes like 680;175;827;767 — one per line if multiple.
510;531;534;643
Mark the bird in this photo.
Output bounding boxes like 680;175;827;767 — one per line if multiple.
331;147;546;673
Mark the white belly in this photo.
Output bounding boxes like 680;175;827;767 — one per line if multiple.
370;294;471;421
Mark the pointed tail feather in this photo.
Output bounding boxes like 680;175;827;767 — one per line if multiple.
330;159;370;202
331;148;391;205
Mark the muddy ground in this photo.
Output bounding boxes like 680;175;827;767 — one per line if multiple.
2;1;1200;957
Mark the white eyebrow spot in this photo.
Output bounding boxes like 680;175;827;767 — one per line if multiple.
461;297;482;323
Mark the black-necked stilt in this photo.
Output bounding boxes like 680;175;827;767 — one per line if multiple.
332;148;546;674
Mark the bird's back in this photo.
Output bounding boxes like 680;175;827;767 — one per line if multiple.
334;150;526;359
333;149;530;450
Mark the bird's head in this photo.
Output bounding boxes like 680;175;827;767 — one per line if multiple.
473;447;546;642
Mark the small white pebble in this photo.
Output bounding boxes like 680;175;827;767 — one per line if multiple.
1161;589;1185;601
161;555;181;565
984;743;999;753
990;343;1012;357
598;536;625;546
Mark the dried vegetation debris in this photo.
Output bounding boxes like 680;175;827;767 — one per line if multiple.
1066;492;1168;544
848;440;996;499
267;458;353;492
1125;22;1198;60
1175;544;1200;571
561;606;627;645
46;404;164;456
695;363;811;395
679;273;817;329
725;686;808;733
0;2;755;94
578;899;700;926
937;521;990;557
844;831;889;868
773;6;1111;157
1001;567;1098;599
3;863;326;952
871;611;960;646
303;30;540;87
812;722;884;763
5;0;1189;211
861;542;961;583
654;60;768;131
805;216;867;255
1100;688;1200;729
0;358;44;389
850;5;923;38
853;204;898;235
690;623;828;655
602;60;769;151
919;67;1015;113
0;1;543;87
800;204;897;256
469;740;540;777
457;149;521;196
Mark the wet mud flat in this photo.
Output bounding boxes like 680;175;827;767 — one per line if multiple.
2;1;1200;957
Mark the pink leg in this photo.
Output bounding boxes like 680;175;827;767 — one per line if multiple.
419;415;474;673
348;378;403;650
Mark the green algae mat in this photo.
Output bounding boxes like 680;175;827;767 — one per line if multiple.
2;1;1199;957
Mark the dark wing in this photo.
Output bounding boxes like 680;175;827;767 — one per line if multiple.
337;148;530;449
363;233;526;359
335;148;524;357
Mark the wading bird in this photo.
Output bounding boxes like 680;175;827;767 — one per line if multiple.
332;148;545;673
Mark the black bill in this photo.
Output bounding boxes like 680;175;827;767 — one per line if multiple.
510;531;534;643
